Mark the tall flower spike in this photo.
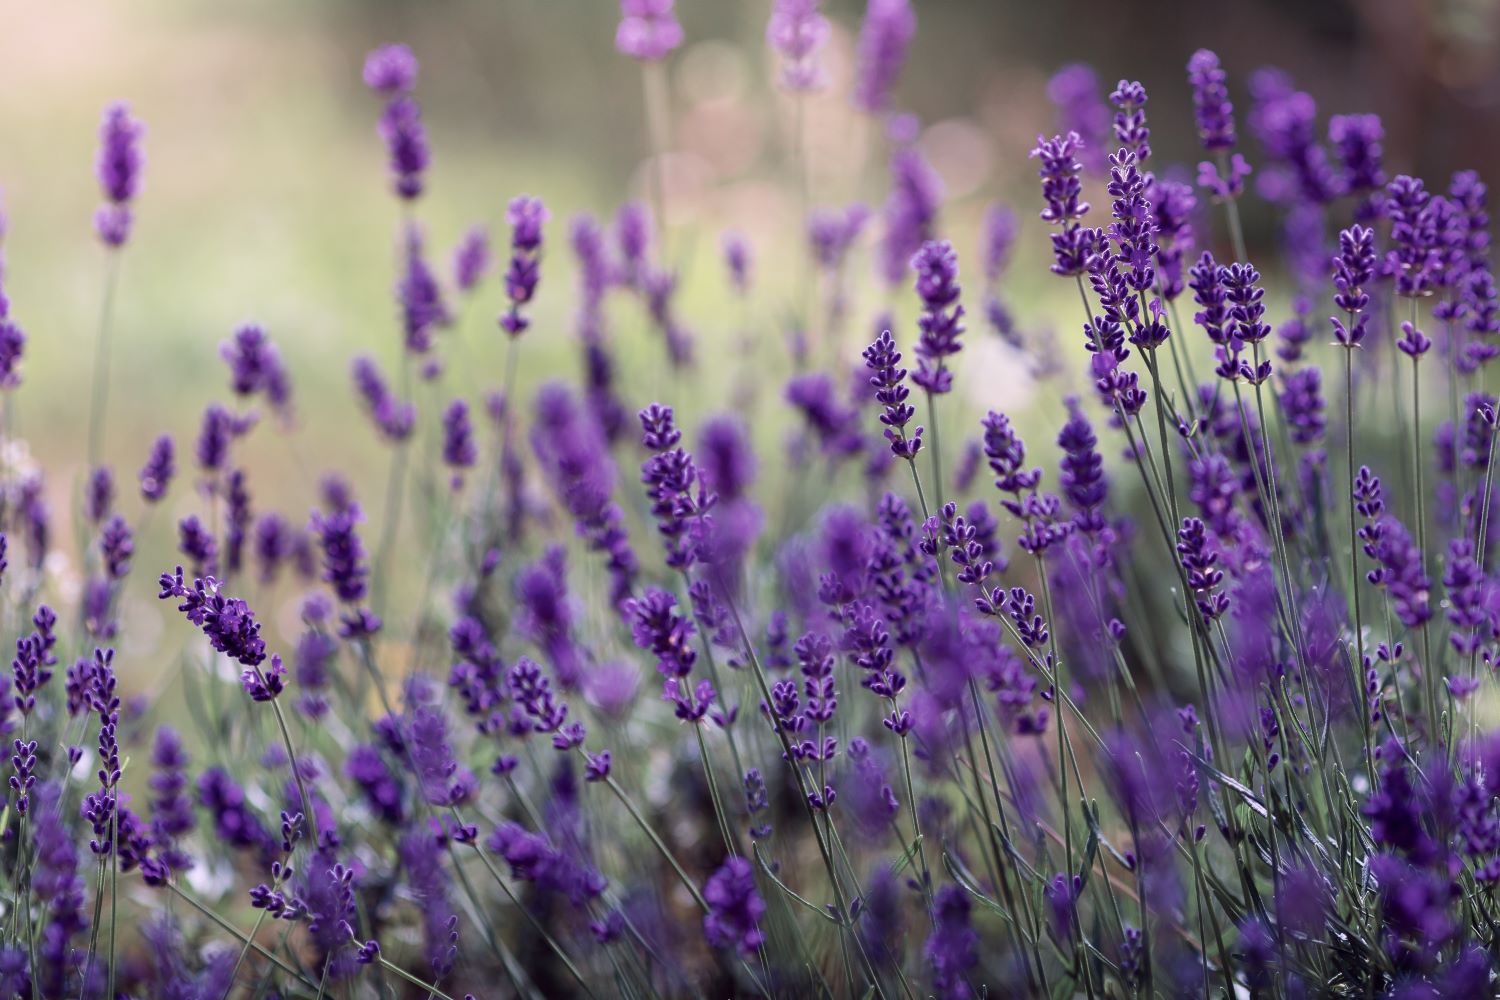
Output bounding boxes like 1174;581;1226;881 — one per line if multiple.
1177;517;1228;620
452;225;490;294
615;0;683;62
1332;224;1376;346
500;195;548;337
1030;132;1094;277
377;96;429;201
766;0;830;92
852;0;916;114
1047;65;1109;174
1109;79;1151;161
863;330;923;460
95;103;144;247
1187;49;1236;151
363;44;418;96
909;240;964;394
442;400;476;487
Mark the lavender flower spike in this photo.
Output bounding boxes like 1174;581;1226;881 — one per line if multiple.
1187;49;1235;150
616;0;683;62
363;44;418;96
1031;132;1094;277
852;0;916;114
767;0;830;92
377;96;429;201
95;102;144;247
910;240;964;394
863;330;923;460
500;195;548;337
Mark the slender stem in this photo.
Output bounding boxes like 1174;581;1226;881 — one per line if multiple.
1344;344;1375;782
86;250;122;470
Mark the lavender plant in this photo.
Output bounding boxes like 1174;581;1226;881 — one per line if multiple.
4;10;1500;1000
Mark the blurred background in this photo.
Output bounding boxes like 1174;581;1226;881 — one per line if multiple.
1;0;1498;674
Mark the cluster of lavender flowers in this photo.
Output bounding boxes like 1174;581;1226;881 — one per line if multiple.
5;5;1500;998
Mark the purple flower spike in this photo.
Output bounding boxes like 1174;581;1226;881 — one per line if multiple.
909;240;964;394
363;44;418;96
767;0;830;92
1177;517;1228;620
853;0;916;114
1031;132;1094;277
500;195;548;337
863;329;923;460
95;103;143;246
442;400;476;486
1332;224;1377;346
377;96;429;201
452;225;491;294
399;228;450;355
702;857;766;955
1397;320;1432;359
1187;49;1236;151
616;0;683;62
1047;65;1109;174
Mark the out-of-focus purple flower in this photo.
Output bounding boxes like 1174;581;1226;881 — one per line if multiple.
500;195;548;337
137;434;174;504
924;884;978;998
702;856;766;955
410;703;477;806
1145;173;1196;301
1057;397;1108;536
99;515;133;581
0;301;24;391
310;505;372;608
220;325;291;419
1330;113;1385;210
1249;74;1337;206
85;466;113;525
363;44;418;95
1047;65;1109;174
879;146;941;287
809;204;870;271
1386;175;1440;298
95;103;143;247
442;399;476;486
721;231;751;295
786;372;863;459
377;96;429;201
1359;505;1432;629
451;225;491;294
1279;367;1325;447
177;515;218;579
532;384;638;606
615;0;683;62
399;228;450;355
981;203;1018;287
853;0;915;114
1187;49;1235;151
196;403;255;473
909;240;964;395
767;0;829;92
486;820;607;907
352;356;415;442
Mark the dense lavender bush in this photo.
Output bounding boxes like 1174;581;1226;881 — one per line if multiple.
4;5;1500;999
